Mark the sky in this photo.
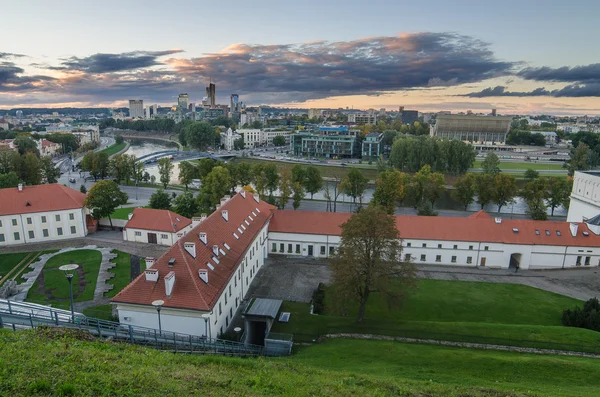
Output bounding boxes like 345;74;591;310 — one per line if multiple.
1;0;599;115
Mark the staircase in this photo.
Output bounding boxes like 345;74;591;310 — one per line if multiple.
0;299;287;357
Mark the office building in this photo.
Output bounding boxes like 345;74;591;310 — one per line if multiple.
206;83;216;107
399;108;419;125
308;109;322;119
291;126;360;158
178;93;189;110
230;94;239;113
348;110;377;124
430;114;512;144
129;100;144;119
361;132;383;160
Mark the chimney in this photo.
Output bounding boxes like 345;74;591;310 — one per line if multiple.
240;190;246;198
494;217;502;224
253;193;260;203
220;197;228;207
200;213;207;222
199;232;207;245
144;269;158;282
168;257;176;267
192;217;202;228
164;271;175;297
212;245;219;256
570;223;579;237
184;242;196;258
198;269;208;284
145;257;156;269
17;184;22;192
128;212;134;220
222;210;229;222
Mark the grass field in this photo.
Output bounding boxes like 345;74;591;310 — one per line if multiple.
25;250;102;310
270;279;600;352
104;250;131;298
82;304;115;321
473;160;566;171
99;141;127;156
110;206;138;220
0;253;30;280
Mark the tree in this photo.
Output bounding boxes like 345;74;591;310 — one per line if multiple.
330;206;416;323
115;135;124;144
304;165;323;199
452;173;476;211
291;164;306;185
150;175;156;185
273;135;286;147
278;168;292;209
523;178;548;220
263;163;280;200
149;189;172;210
19;152;42;185
492;173;517;213
424;171;446;208
172;191;198;218
157;157;174;188
567;143;591;176
233;137;245;151
198;166;231;211
481;151;500;174
85;180;128;229
178;161;197;190
524;168;539;182
324;174;343;212
236;162;253;186
292;181;305;210
371;170;408;214
251;163;267;197
184;122;216;151
197;158;217;181
0;172;20;188
547;177;572;216
408;165;442;209
80;184;87;194
132;161;144;187
13;135;39;156
0;148;19;174
40;156;60;184
341;168;368;206
474;173;495;209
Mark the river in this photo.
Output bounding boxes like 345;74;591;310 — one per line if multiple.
125;140;181;185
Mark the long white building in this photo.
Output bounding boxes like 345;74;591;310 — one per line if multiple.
0;184;90;246
122;208;193;246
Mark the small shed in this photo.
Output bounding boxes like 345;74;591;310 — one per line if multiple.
242;298;282;346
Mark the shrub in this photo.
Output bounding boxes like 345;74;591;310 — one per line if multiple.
312;283;326;315
562;298;600;331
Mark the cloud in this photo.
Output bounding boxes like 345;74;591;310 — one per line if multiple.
518;64;600;84
464;84;600;98
0;62;56;92
0;52;25;59
50;50;184;73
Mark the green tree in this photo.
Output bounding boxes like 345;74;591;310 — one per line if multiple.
40;156;60;184
178;161;197;190
330;206;416;323
341;168;368;205
236;162;253;186
408;165;444;209
19;152;42;185
474;173;495;209
149;189;172;210
80;184;87;194
424;171;446;208
273;135;286;146
567;143;591;176
303;165;323;199
452;173;476;211
278;168;292;209
547;177;572;216
115;135;124;144
492;173;517;213
13;135;39;156
371;170;408;214
481;151;500;174
233;137;244;151
291;164;306;184
0;172;20;188
184;122;216;151
172;191;198;218
132;160;144;187
197;158;217;181
157;157;174;188
0;148;19;174
251;163;267;197
85;180;128;229
524;168;539;182
198;166;232;211
263;163;280;200
292;181;305;210
523;178;548;220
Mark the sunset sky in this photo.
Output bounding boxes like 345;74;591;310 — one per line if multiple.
1;0;599;115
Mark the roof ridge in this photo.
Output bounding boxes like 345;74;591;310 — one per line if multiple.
177;241;211;309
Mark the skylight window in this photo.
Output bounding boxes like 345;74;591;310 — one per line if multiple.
219;248;226;256
233;232;239;239
252;211;257;217
248;215;254;221
545;230;550;236
535;230;540;235
256;208;261;213
245;220;250;226
556;230;561;236
241;224;246;230
583;231;590;236
512;228;519;233
224;242;231;250
212;256;220;264
206;262;214;271
237;227;243;234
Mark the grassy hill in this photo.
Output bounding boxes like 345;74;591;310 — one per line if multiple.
2;328;599;397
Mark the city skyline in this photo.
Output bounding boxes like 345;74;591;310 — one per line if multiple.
1;0;599;115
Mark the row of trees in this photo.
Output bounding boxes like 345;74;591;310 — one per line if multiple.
176;121;218;151
100;118;176;133
505;130;548;146
0;149;60;187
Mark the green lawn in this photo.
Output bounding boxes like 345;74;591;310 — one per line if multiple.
0;253;30;280
82;304;115;321
270;280;600;352
110;206;138;220
99;141;127;156
292;339;600;397
104;250;131;298
473;160;565;171
25;250;103;310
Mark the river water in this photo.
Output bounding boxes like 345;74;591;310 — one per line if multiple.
124;140;567;216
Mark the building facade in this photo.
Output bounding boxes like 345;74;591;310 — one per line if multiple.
431;114;512;144
0;184;89;247
361;132;383;160
129;100;144;119
399;109;419;125
178;93;189;111
567;171;600;223
348;111;377;124
122;208;193;246
221;128;242;151
290;126;360;158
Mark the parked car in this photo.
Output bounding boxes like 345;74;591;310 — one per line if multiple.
69;177;76;183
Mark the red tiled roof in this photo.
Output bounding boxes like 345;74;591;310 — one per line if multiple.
0;184;86;216
124;208;192;233
113;192;276;311
41;139;58;148
269;210;600;247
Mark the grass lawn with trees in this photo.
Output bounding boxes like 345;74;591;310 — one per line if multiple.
270;279;600;352
25;250;102;310
99;141;127;156
472;160;565;171
0;253;30;280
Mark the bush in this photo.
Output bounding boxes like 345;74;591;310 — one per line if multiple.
312;283;326;315
115;135;124;144
562;297;600;331
417;202;438;216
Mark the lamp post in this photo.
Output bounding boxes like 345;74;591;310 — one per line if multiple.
152;300;164;334
58;264;79;322
201;313;212;340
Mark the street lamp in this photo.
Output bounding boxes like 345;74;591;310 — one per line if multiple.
201;313;212;340
58;264;79;322
152;300;164;334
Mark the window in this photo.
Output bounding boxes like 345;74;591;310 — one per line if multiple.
219;302;222;315
576;256;582;266
296;244;301;254
42;229;49;237
57;227;63;236
0;234;4;242
225;294;228;305
70;226;76;234
422;243;427;248
12;219;17;226
234;276;237;287
161;234;168;239
420;254;426;262
225;316;229;327
280;243;284;252
235;297;239;307
435;255;441;262
437;244;442;249
272;243;277;251
451;256;457;263
484;246;489;251
288;244;292;253
41;216;46;223
405;254;411;261
27;217;32;225
469;245;473;250
229;286;232;297
406;242;411;247
320;246;326;255
55;215;60;222
535;229;540;235
230;308;233;318
556;230;561;236
135;231;141;236
14;232;20;241
28;231;34;239
329;246;335;255
545;230;550;236
585;256;591;266
467;256;472;264
453;244;458;249
0;220;2;227
69;213;75;221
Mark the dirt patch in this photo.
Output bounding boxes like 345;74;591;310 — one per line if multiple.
34;326;96;342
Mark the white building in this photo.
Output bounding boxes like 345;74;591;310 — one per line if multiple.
36;139;60;157
220;128;242;151
122;208;193;246
112;192;274;337
262;129;292;146
0;118;8;131
348;111;377;124
129;100;144;119
536;131;558;145
236;129;262;148
567;171;600;223
0;184;90;247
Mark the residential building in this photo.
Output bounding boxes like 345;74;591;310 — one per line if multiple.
290;126;360;158
0;139;17;151
178;93;189;110
0;184;91;247
237;129;262;148
129;100;144;119
361;132;383;160
308;109;322;119
348;110;377;124
221;128;242;151
123;208;193;246
536;131;558;145
36;139;60;157
112;192;274;338
206;83;216;107
399;109;419;125
430;114;512;145
0;118;8;131
45;123;73;134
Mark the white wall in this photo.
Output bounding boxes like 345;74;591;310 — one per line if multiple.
0;208;87;246
116;303;209;337
122;225;193;246
568;171;600;222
